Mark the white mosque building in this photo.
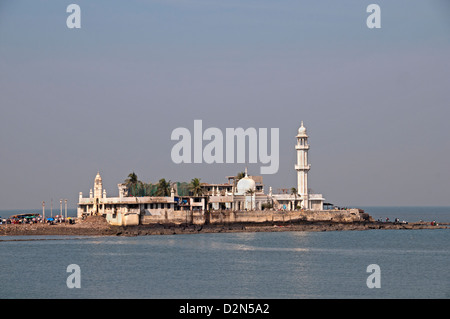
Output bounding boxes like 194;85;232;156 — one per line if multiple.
77;122;325;225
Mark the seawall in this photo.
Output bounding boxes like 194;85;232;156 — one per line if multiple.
141;208;371;225
2;214;448;237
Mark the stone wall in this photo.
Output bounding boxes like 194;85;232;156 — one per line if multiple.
141;209;370;225
106;212;140;226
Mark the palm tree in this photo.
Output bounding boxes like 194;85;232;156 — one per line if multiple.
189;178;202;196
125;172;138;185
125;172;139;196
290;187;298;210
232;171;245;193
236;171;245;180
156;178;171;196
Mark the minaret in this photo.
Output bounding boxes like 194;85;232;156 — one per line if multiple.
295;121;311;209
93;171;103;215
94;171;103;199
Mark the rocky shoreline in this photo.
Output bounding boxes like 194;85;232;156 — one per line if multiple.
0;216;447;237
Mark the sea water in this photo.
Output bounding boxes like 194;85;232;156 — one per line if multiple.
0;207;449;299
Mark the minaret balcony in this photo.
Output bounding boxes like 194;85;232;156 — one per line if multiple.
295;164;311;170
295;145;310;150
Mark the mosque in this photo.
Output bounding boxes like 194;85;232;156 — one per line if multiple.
77;122;325;225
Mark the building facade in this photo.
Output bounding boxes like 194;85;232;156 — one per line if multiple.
77;172;207;226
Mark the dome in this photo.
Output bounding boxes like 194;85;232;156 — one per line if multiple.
236;173;256;195
297;121;307;136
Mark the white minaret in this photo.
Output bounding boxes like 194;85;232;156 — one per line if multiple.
94;171;103;199
93;171;103;215
295;121;311;209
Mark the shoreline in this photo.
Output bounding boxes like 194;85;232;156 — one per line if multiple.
0;217;448;237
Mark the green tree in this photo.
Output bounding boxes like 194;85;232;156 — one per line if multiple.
145;183;158;196
232;172;246;191
189;178;202;196
156;178;171;196
125;172;140;196
236;171;245;180
176;182;190;196
125;172;138;186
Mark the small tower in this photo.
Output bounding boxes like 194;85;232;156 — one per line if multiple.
94;171;103;199
295;122;311;209
92;171;103;215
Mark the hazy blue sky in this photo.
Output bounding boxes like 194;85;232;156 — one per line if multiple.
1;0;450;209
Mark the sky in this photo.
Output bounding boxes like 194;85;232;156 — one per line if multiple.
1;0;450;209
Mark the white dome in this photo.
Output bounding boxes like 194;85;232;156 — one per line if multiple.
236;174;256;195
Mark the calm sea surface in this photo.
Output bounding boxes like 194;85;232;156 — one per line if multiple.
0;207;449;299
